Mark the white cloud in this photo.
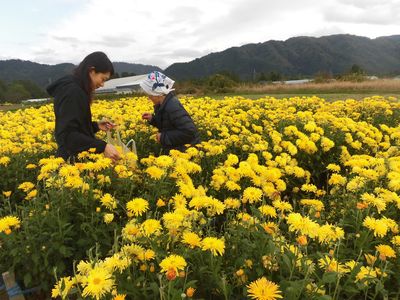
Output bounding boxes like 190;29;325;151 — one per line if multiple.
323;0;400;25
1;0;400;68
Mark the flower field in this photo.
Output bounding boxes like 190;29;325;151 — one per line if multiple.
1;95;400;300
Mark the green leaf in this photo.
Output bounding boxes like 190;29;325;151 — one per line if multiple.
23;273;32;287
282;253;293;272
322;272;337;284
316;296;333;300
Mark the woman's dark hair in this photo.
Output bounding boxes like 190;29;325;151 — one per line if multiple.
73;51;114;100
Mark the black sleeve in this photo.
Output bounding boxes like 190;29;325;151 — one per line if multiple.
148;114;161;129
92;121;100;133
66;130;107;154
160;101;197;147
58;89;106;154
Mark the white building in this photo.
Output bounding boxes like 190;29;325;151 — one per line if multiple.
21;98;51;104
272;79;313;85
96;74;148;94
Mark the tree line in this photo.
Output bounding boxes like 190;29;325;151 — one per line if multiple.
0;64;371;103
0;72;138;103
0;79;48;103
176;64;369;94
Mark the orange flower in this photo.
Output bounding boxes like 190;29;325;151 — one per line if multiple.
166;269;177;281
365;254;377;266
186;287;195;298
149;264;155;273
139;264;147;271
236;269;244;276
156;199;166;207
262;222;277;235
357;202;368;209
297;235;308;246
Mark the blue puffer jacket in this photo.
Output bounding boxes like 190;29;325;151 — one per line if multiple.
149;92;200;153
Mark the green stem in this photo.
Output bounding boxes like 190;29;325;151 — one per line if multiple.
8;197;13;214
372;261;388;300
288;256;296;281
332;274;342;300
167;279;171;300
158;274;165;300
295;266;311;300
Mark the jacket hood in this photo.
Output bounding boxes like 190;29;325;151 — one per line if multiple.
46;75;79;97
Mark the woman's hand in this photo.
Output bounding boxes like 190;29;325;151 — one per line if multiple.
104;144;121;162
142;112;153;121
156;133;161;143
98;120;117;131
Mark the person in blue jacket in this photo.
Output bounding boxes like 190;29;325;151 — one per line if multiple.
140;71;200;154
47;51;121;162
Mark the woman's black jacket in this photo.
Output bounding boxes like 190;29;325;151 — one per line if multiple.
46;75;106;160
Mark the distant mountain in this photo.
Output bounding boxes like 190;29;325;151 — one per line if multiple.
0;60;162;88
112;62;162;75
2;34;400;87
0;60;74;89
165;34;400;80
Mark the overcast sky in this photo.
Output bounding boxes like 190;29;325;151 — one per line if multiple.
1;0;399;69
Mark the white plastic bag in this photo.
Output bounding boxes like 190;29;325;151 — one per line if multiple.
106;129;137;156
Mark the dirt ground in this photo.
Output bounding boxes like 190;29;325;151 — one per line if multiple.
0;104;23;111
0;103;41;111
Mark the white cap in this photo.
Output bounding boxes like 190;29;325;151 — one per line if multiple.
140;71;175;96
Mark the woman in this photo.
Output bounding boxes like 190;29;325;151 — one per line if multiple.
140;71;200;154
47;51;120;162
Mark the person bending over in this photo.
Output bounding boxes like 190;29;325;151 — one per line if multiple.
140;71;200;154
47;51;120;162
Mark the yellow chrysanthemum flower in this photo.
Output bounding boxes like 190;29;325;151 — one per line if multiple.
224;197;241;209
0;216;20;233
299;199;324;212
376;244;396;260
391;236;400;246
0;156;11;166
154;155;174;168
327;163;341;173
103;213;114;224
182;231;202;248
140;219;162;237
159;254;187;273
82;267;114;300
145;166;165;179
136;249;156;262
258;205;277;218
363;216;388;237
242;187;263;203
286;213;319;238
2;191;11;198
355;266;381;284
51;276;76;299
18;181;35;192
25;189;37;200
113;294;126;300
247;277;283;300
126;198;149;217
328;174;347;186
100;193;117;210
102;253;131;273
201;237;225;256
